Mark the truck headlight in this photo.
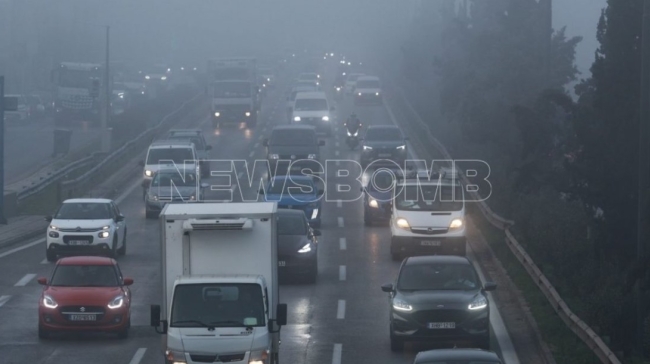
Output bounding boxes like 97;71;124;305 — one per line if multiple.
336;87;341;91
214;112;220;117
369;199;379;208
468;296;488;310
145;75;150;80
396;145;406;150
376;92;380;96
294;116;301;122
358;92;362;96
298;243;312;254
322;116;329;121
248;349;269;364
449;218;463;230
395;218;410;230
108;295;124;309
145;170;153;177
270;154;279;160
161;76;167;81
165;349;187;364
308;154;316;159
245;112;251;117
98;231;110;238
392;298;412;312
189;194;196;201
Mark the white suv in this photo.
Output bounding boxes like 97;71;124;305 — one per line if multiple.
45;198;127;262
353;76;383;105
291;91;335;136
140;140;199;200
390;169;466;260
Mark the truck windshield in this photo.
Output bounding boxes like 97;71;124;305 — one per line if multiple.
356;80;381;89
146;148;195;165
294;98;327;111
395;185;464;211
213;82;251;98
58;70;97;88
170;283;266;328
213;68;251;80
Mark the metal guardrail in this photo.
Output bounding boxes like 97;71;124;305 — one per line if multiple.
392;86;621;364
59;93;204;200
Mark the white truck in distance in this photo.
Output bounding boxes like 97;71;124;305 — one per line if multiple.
150;202;287;364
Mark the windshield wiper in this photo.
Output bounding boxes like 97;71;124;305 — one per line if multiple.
171;320;214;328
208;320;247;327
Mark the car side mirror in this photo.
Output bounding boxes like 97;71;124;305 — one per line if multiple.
116;214;125;222
37;277;47;285
318;140;325;146
262;139;269;147
312;229;321;236
276;303;288;326
206;145;212;150
483;282;497;291
138;160;145;167
44;215;52;222
381;283;394;293
150;304;167;334
123;277;134;286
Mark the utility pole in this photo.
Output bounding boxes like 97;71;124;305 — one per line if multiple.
0;77;7;224
100;26;111;152
637;0;650;356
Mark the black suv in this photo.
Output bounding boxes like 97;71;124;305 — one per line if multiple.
381;255;496;351
360;125;409;169
263;125;325;178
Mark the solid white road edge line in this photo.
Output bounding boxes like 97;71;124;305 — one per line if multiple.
0;295;11;308
0;239;44;259
332;343;342;364
336;300;346;319
128;348;147;364
14;273;36;287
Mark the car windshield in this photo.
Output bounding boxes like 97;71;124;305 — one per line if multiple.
294;98;328;111
356;80;381;88
168;135;205;149
277;215;308;235
151;172;197;187
146;148;195;165
267;179;315;196
365;128;402;141
170;283;265;328
50;265;119;287
269;130;316;146
398;263;479;291
55;202;112;220
212;81;251;98
395;185;464;211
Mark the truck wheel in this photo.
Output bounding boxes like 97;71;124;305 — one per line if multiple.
46;249;57;263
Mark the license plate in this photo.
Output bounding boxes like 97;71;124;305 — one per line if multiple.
278;261;286;267
69;314;96;321
68;240;89;246
378;153;391;157
421;240;441;246
428;322;455;329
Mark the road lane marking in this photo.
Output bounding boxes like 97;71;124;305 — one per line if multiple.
40;259;48;264
336;160;340;166
339;266;346;281
336;199;342;208
128;348;147;364
337;217;344;228
339;237;346;250
254;142;259;149
0;238;44;259
249;151;255;158
335;141;340;147
14;273;36;286
332;343;342;364
116;178;143;204
0;295;11;308
336;300;346;319
334;150;340;156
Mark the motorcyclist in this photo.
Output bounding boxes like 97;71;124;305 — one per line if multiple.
344;113;362;134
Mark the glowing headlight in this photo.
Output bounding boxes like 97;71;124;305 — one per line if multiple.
189;195;196;201
322;116;329;121
267;78;271;82
161;76;167;81
363;145;373;150
249;349;269;364
376;92;380;96
149;194;158;201
310;209;319;219
180;67;184;71
396;145;406;150
49;225;58;231
392;298;412;312
214;112;220;117
449;218;464;229
358;92;362;96
145;170;153;177
342;72;346;76
119;94;124;99
298;243;312;253
43;295;58;309
468;296;488;310
396;218;410;229
369;199;379;208
294;116;301;122
165;349;186;364
245;112;251;117
270;154;279;160
336;87;341;91
308;154;316;159
317;74;320;78
145;75;150;80
108;295;125;309
262;84;266;88
98;231;110;238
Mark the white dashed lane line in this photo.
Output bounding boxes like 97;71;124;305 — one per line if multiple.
249;151;255;158
40;258;48;264
336;300;346;319
339;266;346;281
336;200;342;208
335;150;340;156
332;343;343;364
0;295;11;308
254;143;259;149
128;348;147;364
339;237;346;250
337;217;344;228
14;274;36;286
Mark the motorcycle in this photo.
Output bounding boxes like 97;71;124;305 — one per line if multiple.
345;124;361;150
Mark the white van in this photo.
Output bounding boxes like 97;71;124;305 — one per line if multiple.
389;168;466;260
140;140;199;200
291;91;335;136
353;75;383;105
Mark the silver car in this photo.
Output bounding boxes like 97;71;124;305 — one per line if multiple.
145;168;209;219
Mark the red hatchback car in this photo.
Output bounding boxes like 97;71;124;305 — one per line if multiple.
37;256;134;339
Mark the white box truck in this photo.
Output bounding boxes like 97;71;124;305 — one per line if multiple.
150;202;287;364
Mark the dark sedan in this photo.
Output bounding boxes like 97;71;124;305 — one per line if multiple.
360;125;409;169
277;209;320;283
413;348;502;364
362;168;397;225
381;255;496;351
